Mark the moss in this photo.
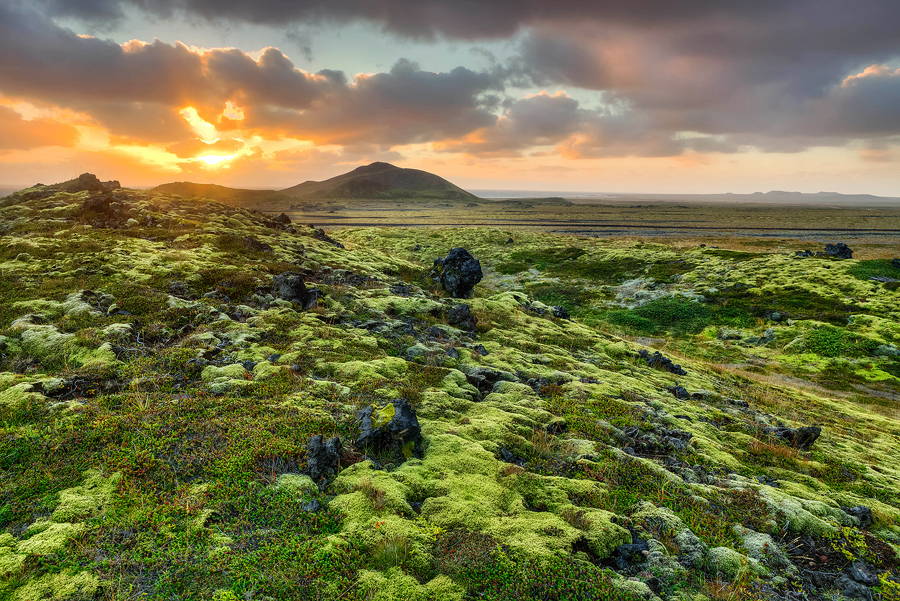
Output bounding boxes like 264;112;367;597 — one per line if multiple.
356;568;428;601
324;357;408;381
51;470;121;522
12;570;99;601
17;521;86;555
707;546;766;578
0;382;45;408
0;533;26;579
274;473;317;496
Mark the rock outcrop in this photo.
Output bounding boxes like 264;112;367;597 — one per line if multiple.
433;247;483;298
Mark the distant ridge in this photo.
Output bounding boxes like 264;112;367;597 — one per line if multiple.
279;162;479;200
151;182;289;206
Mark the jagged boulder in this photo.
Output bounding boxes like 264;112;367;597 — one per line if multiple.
275;213;292;225
639;350;687;375
306;435;342;484
272;271;317;309
824;243;853;259
447;303;477;332
355;399;422;459
433;247;483;298
765;425;821;450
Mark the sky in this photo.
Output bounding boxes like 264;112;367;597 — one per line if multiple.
1;0;900;195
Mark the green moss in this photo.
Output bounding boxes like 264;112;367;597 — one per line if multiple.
0;383;44;408
17;522;86;555
51;470;121;522
11;570;99;601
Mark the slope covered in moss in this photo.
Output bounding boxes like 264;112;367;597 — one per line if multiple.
1;183;899;601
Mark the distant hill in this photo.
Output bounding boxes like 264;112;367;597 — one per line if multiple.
280;162;479;201
152;182;291;207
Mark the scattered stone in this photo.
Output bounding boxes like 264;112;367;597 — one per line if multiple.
466;366;518;396
836;574;874;601
312;227;344;248
552;306;571;320
824;243;853;259
274;213;292;225
272;271;316;309
506;237;514;244
611;529;650;570
638;350;687;375
447;303;478;331
433;247;483;298
301;499;321;513
498;447;525;466
893;258;900;269
718;328;743;341
444;347;460;360
306;435;342;484
796;243;853;259
764;425;821;450
469;343;488;356
242;236;273;253
842;505;873;529
355;399;423;459
667;385;690;400
849;561;879;586
168;281;193;299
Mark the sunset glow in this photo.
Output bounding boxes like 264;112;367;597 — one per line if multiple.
0;1;898;193
196;154;236;166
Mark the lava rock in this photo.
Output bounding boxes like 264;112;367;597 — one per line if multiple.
667;385;690;400
849;561;879;586
824;242;853;259
306;435;342;483
765;425;821;450
843;505;873;529
893;258;900;269
243;236;273;253
444;347;460;360
506;237;514;244
301;499;321;513
433;247;483;298
552;306;571;320
355;399;423;459
272;271;316;309
836;575;874;601
611;530;650;570
639;350;687;375
275;213;292;225
448;303;478;331
312;228;344;248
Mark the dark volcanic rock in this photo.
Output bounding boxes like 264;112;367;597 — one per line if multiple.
68;173;120;193
824;243;853;259
306;435;342;483
849;561;879;586
639;350;687;375
836;574;874;601
448;303;478;331
272;271;317;309
843;505;874;529
312;227;344;248
275;212;292;225
667;385;690;400
433;247;483;298
765;425;821;450
243;236;273;253
893;258;900;269
355;399;423;459
552;306;571;320
611;529;649;570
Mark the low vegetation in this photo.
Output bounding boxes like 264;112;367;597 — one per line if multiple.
0;182;899;600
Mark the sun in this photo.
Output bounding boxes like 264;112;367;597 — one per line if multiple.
196;154;235;166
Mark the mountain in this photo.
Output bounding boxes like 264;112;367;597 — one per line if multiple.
151;182;291;207
279;161;479;200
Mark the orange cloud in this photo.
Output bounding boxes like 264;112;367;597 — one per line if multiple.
0;105;80;153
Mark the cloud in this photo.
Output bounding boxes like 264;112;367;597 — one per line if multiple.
0;105;80;152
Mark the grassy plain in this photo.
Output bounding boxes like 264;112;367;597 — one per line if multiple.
0;185;899;600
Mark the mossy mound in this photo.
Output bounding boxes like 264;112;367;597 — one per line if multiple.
0;183;898;600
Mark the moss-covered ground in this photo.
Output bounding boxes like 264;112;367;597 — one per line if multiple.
1;184;899;600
